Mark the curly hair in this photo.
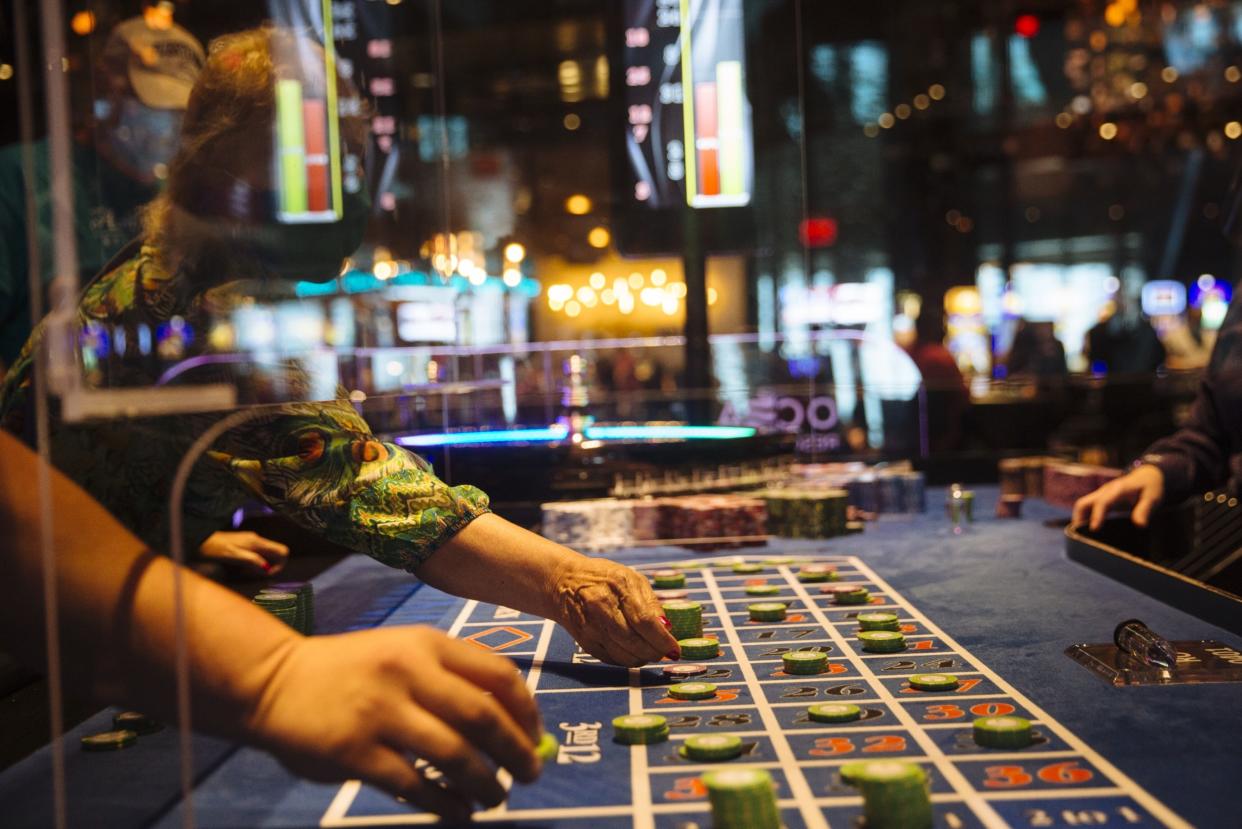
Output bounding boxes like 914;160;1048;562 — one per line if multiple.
143;26;366;281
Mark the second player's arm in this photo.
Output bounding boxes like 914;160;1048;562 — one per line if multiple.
420;513;679;667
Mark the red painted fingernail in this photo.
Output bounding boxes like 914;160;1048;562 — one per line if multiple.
659;615;671;629
666;649;680;660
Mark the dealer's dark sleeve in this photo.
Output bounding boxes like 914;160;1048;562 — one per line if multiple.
1140;296;1242;502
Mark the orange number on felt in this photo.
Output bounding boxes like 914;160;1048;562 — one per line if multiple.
664;776;707;801
827;662;849;674
970;702;1016;717
1037;761;1094;785
910;639;935;650
983;765;1033;789
863;735;907;753
923;704;965;721
788;613;807;623
900;624;917;633
954;678;983;693
713;690;739;703
809;736;855;757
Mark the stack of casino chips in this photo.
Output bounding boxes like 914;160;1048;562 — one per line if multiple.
253;591;298;629
844;760;933;829
542;495;766;552
761;488;849;538
662;600;703;640
703;768;781;829
264;582;315;635
1042;461;1121;510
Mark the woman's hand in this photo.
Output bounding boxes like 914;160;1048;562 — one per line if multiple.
199;531;289;575
1072;464;1165;531
245;625;542;821
548;557;679;667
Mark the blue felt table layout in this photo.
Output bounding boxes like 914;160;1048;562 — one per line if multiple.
4;487;1240;828
309;555;1188;829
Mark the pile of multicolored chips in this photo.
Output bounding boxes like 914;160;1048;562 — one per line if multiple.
254;581;315;635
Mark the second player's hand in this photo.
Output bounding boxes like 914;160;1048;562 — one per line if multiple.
550;557;679;667
199;531;290;575
245;625;542;820
1071;464;1165;531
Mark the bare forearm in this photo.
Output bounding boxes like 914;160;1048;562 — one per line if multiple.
417;513;586;620
0;431;296;739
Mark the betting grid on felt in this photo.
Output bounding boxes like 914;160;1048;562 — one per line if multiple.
319;556;1189;828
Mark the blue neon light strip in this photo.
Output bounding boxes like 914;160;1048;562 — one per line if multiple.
397;427;568;447
395;424;756;447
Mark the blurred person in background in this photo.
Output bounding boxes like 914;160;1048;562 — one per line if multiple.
1085;294;1166;375
1;26;674;673
0;4;205;371
1006;320;1068;380
0;7;285;575
901;307;968;452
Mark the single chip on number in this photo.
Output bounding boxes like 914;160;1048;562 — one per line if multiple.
745;583;781;596
732;562;763;574
856;611;901;631
612;714;670;745
808;702;862;723
667;682;718;700
655;589;690;600
663;663;708;678
682;733;744;761
908;673;958;691
81;729;138;752
782;650;829;675
858;630;906;653
973;715;1033;749
747;602;788;622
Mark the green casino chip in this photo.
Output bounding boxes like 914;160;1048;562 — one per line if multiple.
81;729;137;752
908;673;958;691
824;586;874;606
732;562;763;574
112;711;162;735
681;733;744;761
763;556;796;565
973;716;1033;749
668;682;718;700
858;631;906;653
745;583;781;596
747;602;788;622
678;637;720;659
252;591;297;609
652;569;686;589
808;702;862;723
536;732;559;761
797;564;837;583
856;611;901;631
782;650;829;674
612;714;670;745
850;760;932;829
662;600;704;639
703;768;781;829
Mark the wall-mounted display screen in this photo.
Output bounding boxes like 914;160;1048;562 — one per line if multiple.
622;0;753;210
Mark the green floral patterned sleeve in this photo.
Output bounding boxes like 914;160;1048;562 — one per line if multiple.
207;400;490;572
1;245;490;573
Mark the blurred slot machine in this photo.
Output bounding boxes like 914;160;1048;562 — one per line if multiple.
944;286;990;375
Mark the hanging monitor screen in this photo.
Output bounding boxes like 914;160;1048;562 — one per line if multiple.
623;0;753;210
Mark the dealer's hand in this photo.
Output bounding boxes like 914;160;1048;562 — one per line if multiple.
199;531;289;575
245;625;542;820
1071;464;1165;531
549;557;679;667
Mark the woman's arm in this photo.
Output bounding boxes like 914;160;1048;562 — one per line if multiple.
420;513;678;667
0;430;540;819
